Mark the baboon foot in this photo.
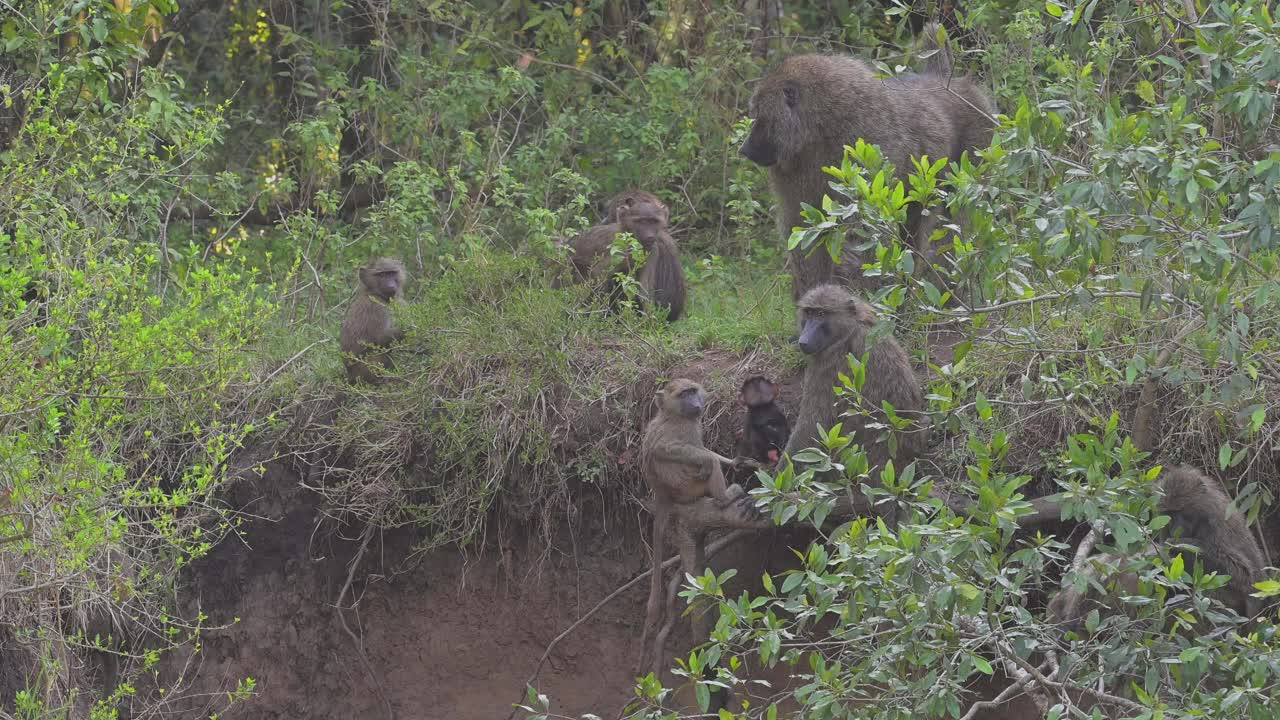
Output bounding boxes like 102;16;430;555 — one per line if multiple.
726;494;764;524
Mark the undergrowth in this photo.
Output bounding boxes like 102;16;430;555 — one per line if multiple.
285;246;797;552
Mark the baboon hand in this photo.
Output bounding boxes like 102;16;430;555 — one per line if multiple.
731;456;762;469
718;483;746;506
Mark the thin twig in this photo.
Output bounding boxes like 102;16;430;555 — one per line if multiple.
334;525;395;720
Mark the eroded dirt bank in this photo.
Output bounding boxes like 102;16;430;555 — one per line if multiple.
164;454;824;719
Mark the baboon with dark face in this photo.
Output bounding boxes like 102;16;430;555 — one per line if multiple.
567;196;687;321
736;375;791;466
741;31;995;300
339;257;406;384
1034;466;1267;628
603;189;665;224
637;379;745;676
783;285;927;503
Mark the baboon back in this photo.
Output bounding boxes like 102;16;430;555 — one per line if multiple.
1159;467;1266;616
637;238;686;322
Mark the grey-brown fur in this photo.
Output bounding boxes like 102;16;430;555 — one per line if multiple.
604;189;665;224
567;196;686;321
741;32;995;300
1043;466;1267;628
783;284;927;492
637;379;744;677
339;257;406;384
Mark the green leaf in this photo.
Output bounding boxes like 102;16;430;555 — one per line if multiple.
1218;442;1232;470
972;655;994;675
1168;553;1185;581
1045;1;1064;17
1136;80;1155;104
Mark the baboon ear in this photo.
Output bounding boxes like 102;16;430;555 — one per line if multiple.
783;83;799;108
852;300;876;324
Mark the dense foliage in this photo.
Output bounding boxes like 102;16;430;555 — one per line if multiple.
2;0;1278;718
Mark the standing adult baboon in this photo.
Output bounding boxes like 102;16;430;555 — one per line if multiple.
567;196;687;321
740;27;995;299
1038;466;1267;628
339;257;406;384
783;285;927;509
637;379;746;677
736;375;791;466
604;189;665;224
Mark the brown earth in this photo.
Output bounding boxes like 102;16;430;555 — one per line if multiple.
156;458;819;720
160;461;1042;720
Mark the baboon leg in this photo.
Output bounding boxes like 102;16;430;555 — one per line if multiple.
706;460;745;506
677;526;710;633
637;498;670;676
676;524;731;712
650;567;684;678
789;247;836;302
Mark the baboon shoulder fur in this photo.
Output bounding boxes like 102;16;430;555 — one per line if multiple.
743;41;995;299
784;284;926;474
633;235;685;321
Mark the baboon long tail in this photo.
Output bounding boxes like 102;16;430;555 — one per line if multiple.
921;22;954;77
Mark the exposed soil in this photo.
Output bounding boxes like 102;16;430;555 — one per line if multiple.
160;458;817;720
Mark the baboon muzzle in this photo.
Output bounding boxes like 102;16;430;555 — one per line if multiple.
797;319;829;355
740;128;778;167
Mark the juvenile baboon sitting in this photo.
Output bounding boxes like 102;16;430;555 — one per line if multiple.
783;285;927;511
566;196;686;321
735;375;791;466
741;29;995;300
637;378;749;676
1036;466;1267;629
339;257;406;384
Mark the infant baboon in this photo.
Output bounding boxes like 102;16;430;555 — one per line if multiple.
567;196;686;321
741;30;995;299
736;375;791;466
637;378;744;675
339;257;407;384
783;285;927;509
603;189;665;224
1039;466;1267;629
